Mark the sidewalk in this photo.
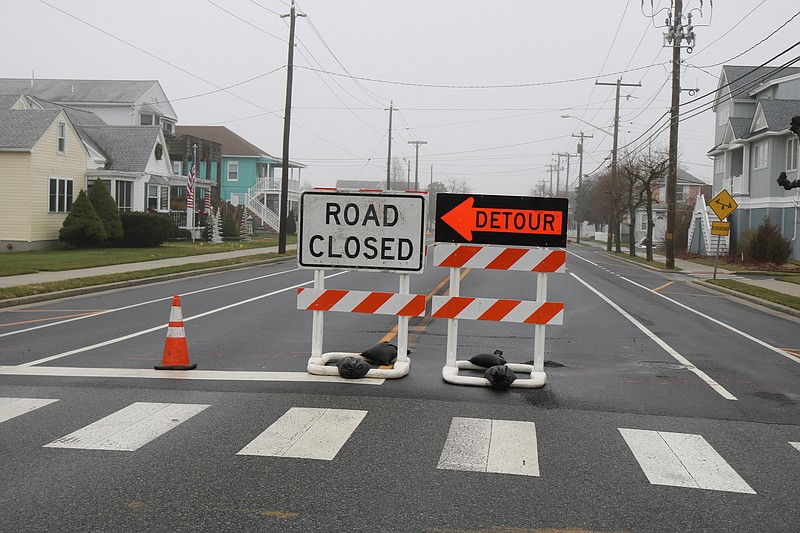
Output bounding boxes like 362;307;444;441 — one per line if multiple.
0;245;294;289
582;240;800;302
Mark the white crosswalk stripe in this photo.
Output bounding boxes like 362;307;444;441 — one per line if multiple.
0;397;58;424
43;402;210;451
12;396;783;493
619;428;756;494
237;407;367;461
790;442;800;452
437;417;539;476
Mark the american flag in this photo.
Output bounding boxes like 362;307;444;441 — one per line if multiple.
186;161;195;209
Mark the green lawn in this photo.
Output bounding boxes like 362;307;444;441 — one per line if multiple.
0;236;296;276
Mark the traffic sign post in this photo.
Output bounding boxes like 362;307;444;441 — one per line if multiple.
297;190;427;379
708;190;737;280
432;194;568;389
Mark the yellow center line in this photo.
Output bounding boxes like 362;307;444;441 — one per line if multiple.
2;309;107;313
0;311;103;328
652;281;673;292
380;268;471;343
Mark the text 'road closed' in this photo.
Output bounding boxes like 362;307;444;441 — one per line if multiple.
299;191;426;273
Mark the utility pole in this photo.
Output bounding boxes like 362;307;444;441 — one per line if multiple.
545;164;557;196
386;101;394;190
596;78;641;252
572;132;593;244
553;152;574;195
278;0;305;254
405;158;410;189
408;140;427;190
552;153;562;196
666;0;684;269
645;0;704;267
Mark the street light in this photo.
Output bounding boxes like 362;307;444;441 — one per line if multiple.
560;114;613;137
408;140;427;190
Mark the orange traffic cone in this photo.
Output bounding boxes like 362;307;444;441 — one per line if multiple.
155;295;197;370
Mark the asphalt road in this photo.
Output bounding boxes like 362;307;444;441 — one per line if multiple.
1;246;798;532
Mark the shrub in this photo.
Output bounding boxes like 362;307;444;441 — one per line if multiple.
745;217;792;265
222;210;239;239
59;189;107;247
119;212;170;247
88;180;123;244
286;208;297;234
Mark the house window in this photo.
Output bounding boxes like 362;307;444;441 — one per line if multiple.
172;160;182;175
638;212;648;232
140;114;160;126
714;155;724;174
48;178;73;213
228;161;239;182
230;193;241;206
88;179;111;194
717;105;730;127
752;141;768;170
162;121;174;134
116;181;133;212
57;122;66;153
147;185;160;210
788;137;798;171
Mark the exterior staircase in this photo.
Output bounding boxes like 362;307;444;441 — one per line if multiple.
243;176;298;232
688;193;729;256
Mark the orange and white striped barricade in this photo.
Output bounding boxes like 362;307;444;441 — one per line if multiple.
297;273;426;379
432;243;566;388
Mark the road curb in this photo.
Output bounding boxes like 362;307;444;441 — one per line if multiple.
693;279;800;319
0;255;294;308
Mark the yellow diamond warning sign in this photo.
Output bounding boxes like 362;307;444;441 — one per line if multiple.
708;189;738;221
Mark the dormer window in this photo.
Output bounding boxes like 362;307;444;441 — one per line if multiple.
57;122;66;153
140;114;160;126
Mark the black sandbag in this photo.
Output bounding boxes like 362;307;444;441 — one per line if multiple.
360;341;398;366
336;356;370;378
484;364;516;389
469;349;505;368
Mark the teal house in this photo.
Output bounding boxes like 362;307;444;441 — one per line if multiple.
175;125;304;231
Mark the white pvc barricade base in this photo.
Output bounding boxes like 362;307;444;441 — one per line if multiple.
442;361;547;388
307;351;411;379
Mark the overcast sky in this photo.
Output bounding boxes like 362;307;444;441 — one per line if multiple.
4;1;799;194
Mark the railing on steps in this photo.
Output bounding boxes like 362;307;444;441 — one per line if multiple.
245;193;280;231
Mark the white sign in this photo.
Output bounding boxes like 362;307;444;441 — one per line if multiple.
298;190;427;273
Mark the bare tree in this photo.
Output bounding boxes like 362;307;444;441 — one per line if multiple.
620;147;669;261
445;176;471;194
390;158;406;189
530;180;550;197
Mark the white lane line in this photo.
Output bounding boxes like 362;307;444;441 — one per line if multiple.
570;251;799;366
237;407;367;460
0;365;384;384
44;402;209;451
790;442;800;452
437;417;539;476
0;397;59;424
0;268;301;339
571;273;737;400
619;428;756;494
18;271;348;367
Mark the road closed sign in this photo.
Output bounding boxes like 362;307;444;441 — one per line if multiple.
435;193;568;247
298;190;427;273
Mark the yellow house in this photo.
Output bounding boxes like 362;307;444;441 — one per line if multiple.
0;94;88;251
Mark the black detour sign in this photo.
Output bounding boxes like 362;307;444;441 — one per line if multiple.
435;193;568;247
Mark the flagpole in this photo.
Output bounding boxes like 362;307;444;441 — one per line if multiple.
187;144;196;241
